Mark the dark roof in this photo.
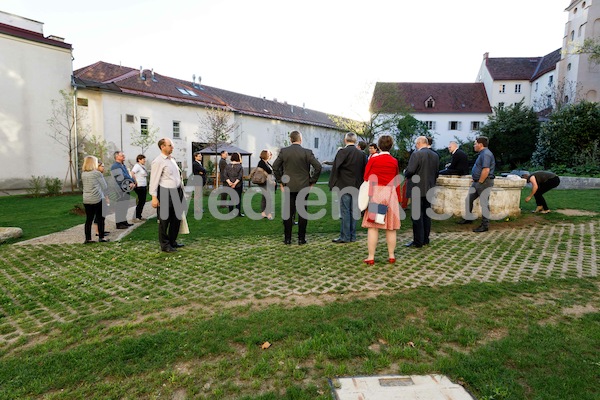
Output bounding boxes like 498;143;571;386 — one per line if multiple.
531;49;562;81
0;21;72;49
73;61;341;129
370;82;492;114
484;49;561;81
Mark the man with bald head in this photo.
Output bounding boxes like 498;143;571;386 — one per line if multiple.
439;141;469;176
404;135;439;248
149;138;185;253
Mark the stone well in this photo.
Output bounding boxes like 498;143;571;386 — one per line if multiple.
429;175;527;219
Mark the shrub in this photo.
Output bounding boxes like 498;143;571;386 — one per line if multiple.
26;176;45;198
45;177;63;196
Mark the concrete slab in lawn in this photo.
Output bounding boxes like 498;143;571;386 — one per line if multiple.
330;374;475;400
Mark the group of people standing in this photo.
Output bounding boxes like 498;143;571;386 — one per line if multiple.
81;131;560;258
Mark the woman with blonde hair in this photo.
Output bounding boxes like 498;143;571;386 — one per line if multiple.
82;155;109;243
361;135;402;264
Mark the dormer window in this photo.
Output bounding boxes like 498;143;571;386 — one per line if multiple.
425;96;435;109
176;87;198;97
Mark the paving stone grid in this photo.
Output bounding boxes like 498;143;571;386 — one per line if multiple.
0;220;597;347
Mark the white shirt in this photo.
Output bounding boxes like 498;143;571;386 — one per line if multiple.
131;163;148;187
149;154;181;196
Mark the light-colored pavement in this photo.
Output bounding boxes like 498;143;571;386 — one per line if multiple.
14;202;156;246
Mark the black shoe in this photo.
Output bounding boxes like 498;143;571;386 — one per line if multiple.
457;219;473;225
171;243;185;248
283;240;292;245
298;239;307;245
162;246;177;253
84;240;94;244
125;222;133;226
473;225;489;233
332;238;347;243
99;238;109;243
404;241;423;248
116;224;128;229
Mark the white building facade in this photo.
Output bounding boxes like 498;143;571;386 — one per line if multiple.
0;11;73;190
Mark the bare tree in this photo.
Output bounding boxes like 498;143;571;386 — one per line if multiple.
196;107;239;185
47;89;90;191
130;124;159;154
82;135;111;165
533;78;582;112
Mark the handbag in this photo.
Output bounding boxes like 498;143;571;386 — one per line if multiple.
366;202;388;224
250;167;268;184
366;184;395;224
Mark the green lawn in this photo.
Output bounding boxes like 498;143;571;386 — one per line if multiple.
0;187;598;399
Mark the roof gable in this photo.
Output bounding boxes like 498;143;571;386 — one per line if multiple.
370;82;492;114
484;48;561;81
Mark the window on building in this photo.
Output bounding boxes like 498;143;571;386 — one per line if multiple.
565;95;569;103
173;121;180;139
126;114;135;123
140;118;149;135
548;75;554;86
471;121;482;131
425;121;436;130
515;84;521;93
568;63;572;71
547;95;552;108
535;82;539;92
570;30;575;40
76;98;88;107
425;96;435;109
314;137;319;149
499;84;506;93
448;121;462;131
578;25;583;37
498;102;505;108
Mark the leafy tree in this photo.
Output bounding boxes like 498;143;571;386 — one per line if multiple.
575;37;600;65
130;124;159;154
532;100;600;168
395;113;431;167
47;89;90;191
479;100;540;169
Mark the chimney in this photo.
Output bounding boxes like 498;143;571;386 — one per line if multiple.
151;68;157;82
140;66;145;81
483;52;489;60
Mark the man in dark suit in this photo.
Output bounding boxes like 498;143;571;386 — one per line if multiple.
439;141;469;175
329;132;367;243
404;136;440;248
192;151;207;185
273;130;322;245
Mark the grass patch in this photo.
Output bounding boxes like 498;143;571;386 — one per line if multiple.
0;185;598;398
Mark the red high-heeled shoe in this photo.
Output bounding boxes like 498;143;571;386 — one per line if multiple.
363;258;375;265
388;258;396;264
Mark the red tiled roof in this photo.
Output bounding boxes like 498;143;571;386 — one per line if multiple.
370;82;492;114
73;61;341;129
0;21;72;49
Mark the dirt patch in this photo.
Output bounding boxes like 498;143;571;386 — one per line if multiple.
555;209;598;217
562;303;598;317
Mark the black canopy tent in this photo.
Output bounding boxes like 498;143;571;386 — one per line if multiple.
198;143;253;187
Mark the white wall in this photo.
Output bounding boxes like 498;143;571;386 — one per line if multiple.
78;90;345;179
0;29;73;189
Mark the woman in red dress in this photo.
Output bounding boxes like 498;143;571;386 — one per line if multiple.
361;135;402;264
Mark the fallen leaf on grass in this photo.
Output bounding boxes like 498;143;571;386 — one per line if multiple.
261;341;271;349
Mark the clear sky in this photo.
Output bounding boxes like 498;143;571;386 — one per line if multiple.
3;0;568;120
